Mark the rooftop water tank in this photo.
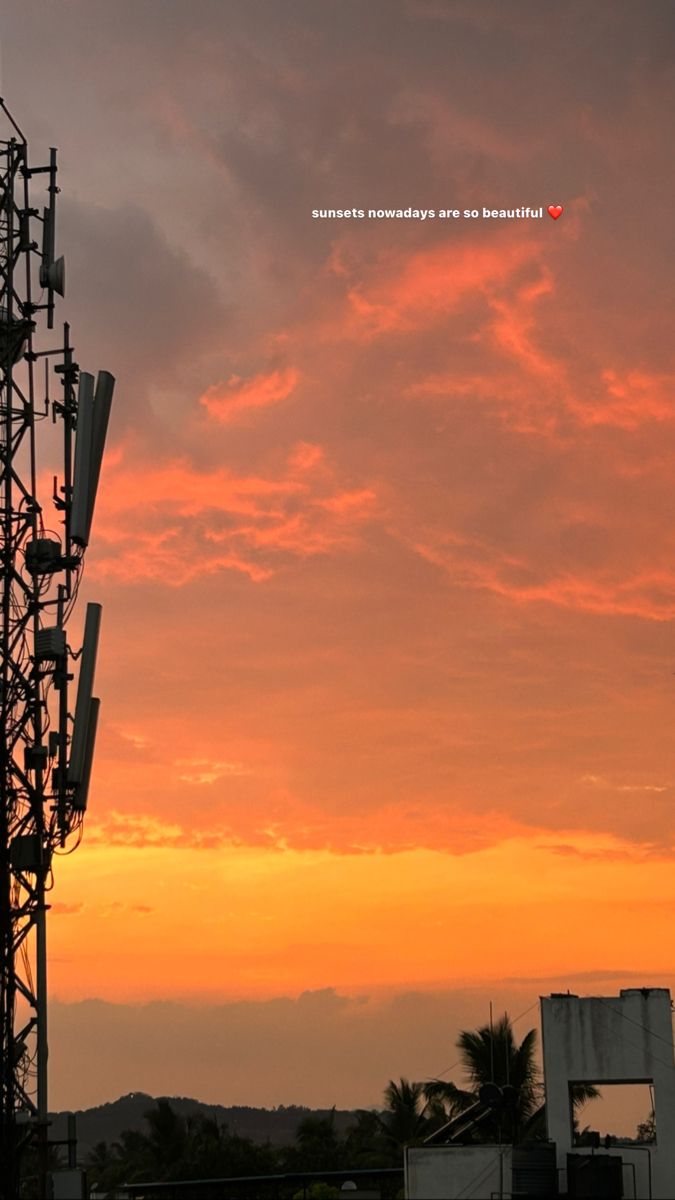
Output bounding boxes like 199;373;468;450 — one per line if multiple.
512;1142;558;1197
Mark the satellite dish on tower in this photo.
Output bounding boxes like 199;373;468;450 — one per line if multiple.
47;256;65;297
39;200;66;302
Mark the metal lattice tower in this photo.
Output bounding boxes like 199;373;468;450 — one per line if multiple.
0;101;114;1199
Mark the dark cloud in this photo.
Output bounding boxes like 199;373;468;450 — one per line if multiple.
50;973;675;1111
58;197;230;442
46;985;545;1110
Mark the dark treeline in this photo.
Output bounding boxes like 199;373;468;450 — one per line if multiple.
85;1100;402;1195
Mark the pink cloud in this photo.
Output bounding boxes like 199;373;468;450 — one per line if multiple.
407;531;675;622
200;367;299;422
339;238;540;339
89;444;378;585
571;369;675;430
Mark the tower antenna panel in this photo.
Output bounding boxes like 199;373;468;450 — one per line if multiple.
70;372;95;547
72;697;100;813
68;602;102;785
84;369;114;545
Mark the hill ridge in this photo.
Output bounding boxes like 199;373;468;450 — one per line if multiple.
49;1092;365;1156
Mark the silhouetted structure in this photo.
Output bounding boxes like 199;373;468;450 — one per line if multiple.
0;98;114;1199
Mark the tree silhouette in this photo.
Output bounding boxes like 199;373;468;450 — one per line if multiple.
424;1013;598;1144
283;1109;345;1172
344;1109;393;1167
636;1108;656;1142
379;1078;434;1152
143;1098;188;1177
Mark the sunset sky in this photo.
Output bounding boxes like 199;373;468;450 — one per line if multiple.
3;0;675;1114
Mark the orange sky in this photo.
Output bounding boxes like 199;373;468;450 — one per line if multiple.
4;0;675;1109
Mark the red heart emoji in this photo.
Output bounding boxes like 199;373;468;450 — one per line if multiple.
547;204;563;220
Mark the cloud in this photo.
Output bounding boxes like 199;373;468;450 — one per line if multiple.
48;974;675;1114
388;86;537;164
85;814;186;849
402;526;675;623
200;367;300;423
100;902;154;918
89;444;378;584
58;198;231;440
341;238;539;340
572;369;675;430
113;728;150;751
175;758;250;785
580;774;672;794
81;798;520;855
51;902;85;917
47;987;501;1110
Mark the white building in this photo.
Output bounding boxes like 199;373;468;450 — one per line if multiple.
542;988;675;1199
406;987;675;1199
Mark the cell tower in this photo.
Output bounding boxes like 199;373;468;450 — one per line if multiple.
0;100;114;1198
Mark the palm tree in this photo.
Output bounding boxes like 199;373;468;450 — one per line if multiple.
379;1077;434;1152
344;1109;393;1168
85;1140;131;1197
423;1013;598;1144
287;1109;345;1172
144;1099;187;1176
111;1127;153;1183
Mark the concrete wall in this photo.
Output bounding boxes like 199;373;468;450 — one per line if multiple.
541;988;675;1199
50;1170;87;1200
406;1145;511;1199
